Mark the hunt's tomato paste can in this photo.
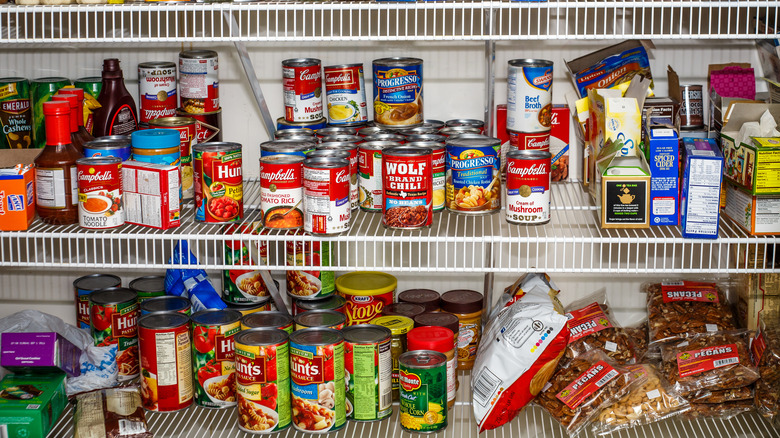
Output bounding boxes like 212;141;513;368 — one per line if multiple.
260;155;304;230
336;271;397;326
138;61;177;123
303;157;350;235
283;58;324;123
89;287;139;382
138;312;193;412
507;59;553;133
73;274;122;330
235;328;292;434
382;146;433;229
505;149;551;225
76;157;124;229
190;309;243;408
193;142;243;223
324;64;368;126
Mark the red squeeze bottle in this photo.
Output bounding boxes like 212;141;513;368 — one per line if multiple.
93;58;139;137
51;93;90;153
58;88;95;151
34;101;83;225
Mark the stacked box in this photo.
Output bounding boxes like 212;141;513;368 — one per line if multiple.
0;373;67;438
680;138;724;239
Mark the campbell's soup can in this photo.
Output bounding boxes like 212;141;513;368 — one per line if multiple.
138;312;193;412
89;287;139;381
445;136;501;214
261;140;317;159
260;155;304;230
190;309;242;408
509;130;551;151
507;59;553;133
149;116;198;200
176;107;222;143
73;274;122;330
286;230;336;300
193;142;243;223
179;50;219;113
372;58;423;128
283;58;324;123
324;64;368;126
382;146;433;229
505;149;551;225
303;157;350;235
138;61;177;123
315;142;359;210
406;141;445;212
358;141;399;212
76;157;124;229
336;271;396;326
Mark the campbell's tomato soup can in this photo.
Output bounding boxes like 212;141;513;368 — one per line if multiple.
324;64;368;126
382;146;433;229
289;328;347;433
445;136;501;214
76;157;124;229
260;155;304;230
179;50;219;114
73;274;122;330
138;61;177;123
336;271;396;326
507;59;553;133
315;142;359;210
358;141;399;212
283;58;324;123
190;309;242;408
193;142;243;223
138;312;193;412
235;328;292;434
148;116;199;200
372;57;424;128
89;287;139;381
505;149;551;225
303;157;350;235
509;130;551;151
286;230;336;301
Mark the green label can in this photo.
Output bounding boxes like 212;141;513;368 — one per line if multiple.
0;78;32;149
343;324;393;422
398;350;447;433
190;309;243;408
74;77;102;135
31;77;70;148
88;287;139;382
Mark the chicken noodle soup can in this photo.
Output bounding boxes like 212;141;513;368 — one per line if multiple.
506;150;551;225
286;231;335;300
382;146;433;229
342;325;393;421
137;312;193;412
260;155;304;229
398;350;447;433
179;50;219;114
289;328;346;433
193;142;243;223
242;312;294;334
303;157;350;235
507;59;553;133
336;271;397;326
138;61;177;123
76;157;124;229
373;58;423;128
445;136;501;214
190;309;243;408
148;116;198;200
74;274;122;330
324;64;368;126
294;310;347;331
235;328;292;434
283;58;324;123
358;141;399;212
89;287;139;381
316;142;359;210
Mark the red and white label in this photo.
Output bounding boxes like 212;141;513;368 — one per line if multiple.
566;302;613;343
179;57;219;112
510;131;551;151
506;154;551;224
149;120;196;200
556;361;619;409
260;157;303;228
431;146;446;211
138;323;193;411
77;160;124;229
284;62;324;123
138;65;177;123
291;353;325;385
324;65;368;125
661;281;720;303
382;152;432;228
358;147;384;211
122;161;181;230
676;344;740;378
303;163;350;234
751;329;767;366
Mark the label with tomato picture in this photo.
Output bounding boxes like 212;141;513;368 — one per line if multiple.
191;310;242;408
193;143;243;223
223;222;271;304
286;233;335;300
90;296;140;381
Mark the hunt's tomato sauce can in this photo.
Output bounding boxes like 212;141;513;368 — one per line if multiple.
89;287;139;382
505;150;551;225
283;58;324;123
76;157;124;229
138;61;177;123
235;328;292;434
324;64;368;126
382;146;433;229
303;157;350;235
74;274;121;330
190;309;243;408
260;155;304;230
193;142;243;223
138;312;193;412
336;271;397;326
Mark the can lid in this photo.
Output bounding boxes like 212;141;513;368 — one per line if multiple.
131;129;180;149
73;274;122;291
398;289;441;312
440;290;484;314
342;324;392;344
413;312;459;335
289;327;344;346
129;276;166;294
242;312;293;329
295;295;346;312
294;310;347;328
335;271;397;297
192;142;243;153
446;136;501;149
191;309;243;326
381;302;426;319
223;294;272;309
370;315;414;335
88;287;138;306
407;326;455;353
140;296;190;313
76;156;122;166
399;350;447;368
139;312;189;330
235;327;289;346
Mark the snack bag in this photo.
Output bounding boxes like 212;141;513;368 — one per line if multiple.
489;272;563;320
74;388;153;438
755;379;780;427
685;399;755;420
688;386;754;403
751;320;780;388
624;318;657;362
564;293;637;364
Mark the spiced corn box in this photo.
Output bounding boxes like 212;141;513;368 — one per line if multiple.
680;138;724;239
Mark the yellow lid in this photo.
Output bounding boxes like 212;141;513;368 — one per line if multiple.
336;271;397;297
371;315;414;335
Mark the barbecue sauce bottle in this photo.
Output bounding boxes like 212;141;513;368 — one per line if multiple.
51;92;92;154
34;101;82;225
58;88;95;152
93;58;138;137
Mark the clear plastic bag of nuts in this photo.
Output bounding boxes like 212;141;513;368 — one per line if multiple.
563;293;638;365
684;399;755;420
591;363;689;435
687;385;754;403
755;379;780;427
623;318;653;362
751;321;780;389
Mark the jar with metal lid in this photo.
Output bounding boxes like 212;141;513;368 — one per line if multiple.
440;289;484;370
407;326;457;409
381;302;426;320
294;309;347;330
399;288;441;312
370;315;414;401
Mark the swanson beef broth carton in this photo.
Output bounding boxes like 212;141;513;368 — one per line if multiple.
680;138;724;239
644;119;679;226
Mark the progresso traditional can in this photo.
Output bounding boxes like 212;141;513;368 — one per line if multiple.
137;312;193;412
398;350;448;433
303;157;350;235
283;58;324;123
138;61;177;123
260;155;304;229
294;310;347;331
89;287;139;381
382;146;433;229
289;328;346;433
83;136;132;161
193;142;243;223
148;116;198;199
242;312;294;334
505;149;551;225
372;58;423;128
358;141;398;212
293;295;346;316
129;275;166;302
342;324;393;421
445;136;501;214
190;309;242;408
324;64;368;126
316;142;358;210
507;59;553;149
286;230;335;300
179;50;219;113
0;78;32;149
73;274;122;330
336;271;396;326
76;156;124;229
261;140;317;159
140;295;192;316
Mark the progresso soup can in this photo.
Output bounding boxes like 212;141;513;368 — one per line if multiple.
399;350;448;433
324;64;368;126
372;58;423;128
505;149;552;225
342;324;393;421
190;309;243;408
138;312;193;412
74;274;122;330
193;142;243;223
382;146;433;229
89;287;139;381
445;136;501;214
283;58;324;123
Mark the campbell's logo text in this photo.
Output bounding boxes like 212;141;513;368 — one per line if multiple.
261;167;299;182
299;68;322;82
508;162;547;177
78;169;114;183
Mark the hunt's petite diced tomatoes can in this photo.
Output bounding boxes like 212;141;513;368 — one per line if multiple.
89;287;139;381
193;142;243;223
138;312;193;412
191;309;243;408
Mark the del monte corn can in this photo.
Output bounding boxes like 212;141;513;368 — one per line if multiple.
191;309;242;408
399;350;447;433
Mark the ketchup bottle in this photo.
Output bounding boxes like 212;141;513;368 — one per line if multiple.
52;93;93;154
58;88;95;151
34;101;82;225
93;58;138;137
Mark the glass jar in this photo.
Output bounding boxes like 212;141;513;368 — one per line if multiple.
370;315;414;401
440;289;484;370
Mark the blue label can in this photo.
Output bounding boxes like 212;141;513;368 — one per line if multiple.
445;136;502;214
83;136;132;161
372;58;423;128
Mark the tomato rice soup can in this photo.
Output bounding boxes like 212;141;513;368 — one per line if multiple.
74;274;121;330
342;324;393;421
324;64;368;126
445;136;501;214
382;146;433;229
137;312;193;412
507;59;553;134
303;157;350;235
190;309;243;408
193;142;243;223
260;154;304;230
283;58;324;123
89;287;139;381
505;149;552;225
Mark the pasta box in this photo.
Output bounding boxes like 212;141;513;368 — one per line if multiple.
680;137;724;239
0;373;68;438
0;149;38;231
644;121;679;226
1;332;81;377
122;160;181;229
722;181;780;235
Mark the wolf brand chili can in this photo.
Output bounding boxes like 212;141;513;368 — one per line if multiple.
445;136;501;214
289;328;346;433
407;141;445;212
76;157;124;229
149;116;198;199
89;287;139;381
260;155;304;230
507;59;553;134
293;295;346;316
336;271;397;326
342;324;393;421
0;78;32;149
83;136;132;161
74;274;121;330
324;64;368;126
506;149;551;225
294;310;347;331
129;276;165;302
303;157;350;235
261;140;317;159
509;130;551;151
283;58;324;123
190;309;242;408
286;230;335;300
137;312;193;412
138;61;177;123
179;50;219;114
398;350;448;433
358;141;398;212
373;58;423;128
242;312;294;334
316;142;359;210
382;146;433;229
193;142;243;223
140;295;191;316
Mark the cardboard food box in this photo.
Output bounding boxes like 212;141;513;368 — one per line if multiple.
0;149;38;231
596;138;651;229
550;105;570;182
719;103;780;193
737;273;780;330
1;332;81;377
723;181;780;235
680;137;724;239
644;121;679;226
122;160;181;230
0;373;67;438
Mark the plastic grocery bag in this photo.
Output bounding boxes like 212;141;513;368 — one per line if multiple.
165;240;226;312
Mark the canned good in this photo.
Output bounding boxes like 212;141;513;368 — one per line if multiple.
404;133;446;144
140;295;191;316
445;136;501;214
372;58;423;128
31;77;70;148
260;155;304;229
0;78;32;149
422;120;445;130
277;116;328;132
342;324;393;421
316;142;359;210
283;58;324;123
223;297;274;316
131;129;181;167
129;275;166;302
83;136;132;161
305;149;350;161
336;271;396;326
138;61;177;123
382;146;433;229
680;84;704;128
406;326;457;409
235;328;292;434
303;157;350;235
407;141;445;212
73;274;122;330
399;126;438;136
398;289;440;312
89;287;139;381
370;315;414;400
74;77;102;134
438;126;482;138
321;134;362;145
357;126;391;138
324;64;368;126
148;116;198;199
176;107;222;143
223;223;271;304
276;127;315;139
190;309;242;408
293;295;346;316
76;157;124;229
381;303;426;319
193;142;243;223
358;141;398;212
286;230;335;300
241;312;294;334
294;310;347;331
316;127;358;138
509;130;550;151
260;140;317;159
506;149;552;225
507;59;553;134
179;50;219;113
138;312;193;412
445;119;485;133
398;350;448;433
364;133;406;144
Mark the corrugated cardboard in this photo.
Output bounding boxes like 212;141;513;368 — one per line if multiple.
0;149;39;231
